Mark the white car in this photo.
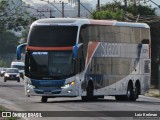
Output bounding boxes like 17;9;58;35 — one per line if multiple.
4;68;20;82
0;68;6;77
11;62;24;79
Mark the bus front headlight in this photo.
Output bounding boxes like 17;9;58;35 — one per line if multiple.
26;77;35;89
61;81;75;89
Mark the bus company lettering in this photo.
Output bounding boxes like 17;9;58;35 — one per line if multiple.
101;43;120;57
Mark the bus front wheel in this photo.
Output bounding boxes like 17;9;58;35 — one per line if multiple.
81;81;94;101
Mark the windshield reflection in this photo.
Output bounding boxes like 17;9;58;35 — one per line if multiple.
25;51;75;79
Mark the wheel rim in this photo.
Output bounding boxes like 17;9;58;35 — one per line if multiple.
127;89;131;98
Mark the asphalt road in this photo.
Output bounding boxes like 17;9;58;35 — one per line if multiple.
0;77;160;120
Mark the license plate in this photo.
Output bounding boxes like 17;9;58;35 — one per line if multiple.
44;92;52;95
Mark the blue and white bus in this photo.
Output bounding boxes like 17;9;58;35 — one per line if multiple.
16;18;151;102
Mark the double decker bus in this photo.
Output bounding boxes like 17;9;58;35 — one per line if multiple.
16;18;151;102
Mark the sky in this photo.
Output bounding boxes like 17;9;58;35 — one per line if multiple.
22;0;111;6
22;0;160;10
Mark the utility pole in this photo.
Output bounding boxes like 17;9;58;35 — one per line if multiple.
97;0;100;11
62;2;64;18
124;0;127;16
78;0;80;17
41;0;67;18
37;9;54;18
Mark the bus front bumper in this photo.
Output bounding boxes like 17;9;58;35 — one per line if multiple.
25;84;79;97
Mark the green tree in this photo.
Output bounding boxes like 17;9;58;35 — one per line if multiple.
0;31;19;54
0;0;30;32
92;2;125;20
127;5;155;16
92;2;155;20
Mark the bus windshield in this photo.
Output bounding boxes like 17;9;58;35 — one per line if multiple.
28;26;78;47
26;51;75;79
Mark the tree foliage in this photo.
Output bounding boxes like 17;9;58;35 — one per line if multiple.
0;0;31;32
92;2;124;20
0;31;19;54
127;5;155;16
92;2;155;20
92;9;124;20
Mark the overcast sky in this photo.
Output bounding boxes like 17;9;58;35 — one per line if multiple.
22;0;160;8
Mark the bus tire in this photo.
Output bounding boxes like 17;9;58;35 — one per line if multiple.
41;96;48;103
87;82;94;101
82;81;94;101
81;96;87;101
135;81;141;99
126;84;136;101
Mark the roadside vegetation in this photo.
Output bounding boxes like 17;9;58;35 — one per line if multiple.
91;2;155;20
0;0;36;67
145;85;160;97
0;105;17;120
145;89;160;98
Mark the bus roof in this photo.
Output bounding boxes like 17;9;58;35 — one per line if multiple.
33;18;149;29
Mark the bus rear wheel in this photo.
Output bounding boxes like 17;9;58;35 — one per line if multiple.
41;96;48;103
115;83;137;101
126;84;137;101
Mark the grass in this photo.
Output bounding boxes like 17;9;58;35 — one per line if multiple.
0;105;18;120
145;89;160;98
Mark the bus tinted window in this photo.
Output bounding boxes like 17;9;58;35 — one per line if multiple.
28;26;78;47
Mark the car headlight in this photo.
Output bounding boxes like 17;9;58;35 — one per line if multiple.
61;81;75;89
16;74;20;77
4;74;9;77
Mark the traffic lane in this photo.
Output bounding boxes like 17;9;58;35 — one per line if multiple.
23;96;160;120
0;77;160;112
14;96;160;120
0;79;159;120
0;78;159;112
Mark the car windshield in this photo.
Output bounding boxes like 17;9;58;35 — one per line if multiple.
11;65;24;70
5;69;19;73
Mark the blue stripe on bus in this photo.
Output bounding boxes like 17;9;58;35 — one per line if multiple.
31;79;65;86
31;79;65;93
34;90;61;94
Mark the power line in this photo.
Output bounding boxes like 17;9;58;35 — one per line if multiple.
40;0;67;17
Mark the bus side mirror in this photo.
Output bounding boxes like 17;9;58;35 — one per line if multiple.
16;43;27;60
72;43;83;59
72;45;78;58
